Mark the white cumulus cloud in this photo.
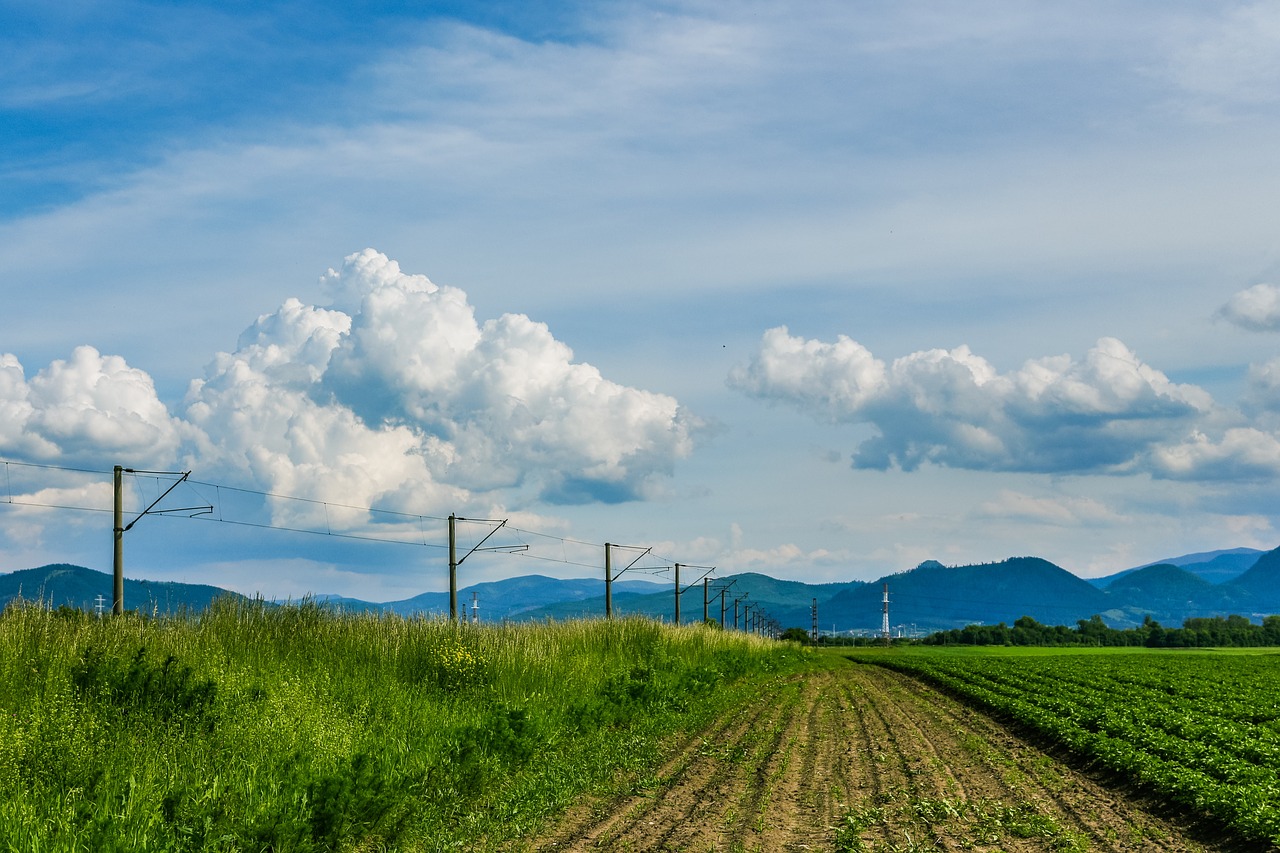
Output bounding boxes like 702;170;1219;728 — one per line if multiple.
1219;283;1280;332
2;251;701;533
730;327;1213;474
1149;428;1280;481
183;249;700;519
0;345;184;466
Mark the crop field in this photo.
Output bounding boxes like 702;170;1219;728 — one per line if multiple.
530;652;1231;853
0;602;1268;853
851;647;1280;849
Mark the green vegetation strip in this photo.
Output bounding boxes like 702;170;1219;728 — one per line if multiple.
846;648;1280;845
0;600;805;852
835;793;1088;853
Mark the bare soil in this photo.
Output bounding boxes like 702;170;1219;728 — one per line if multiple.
522;658;1251;853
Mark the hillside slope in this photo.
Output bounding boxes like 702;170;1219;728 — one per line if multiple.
0;564;245;613
824;557;1114;632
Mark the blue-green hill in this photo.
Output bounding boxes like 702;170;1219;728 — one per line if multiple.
0;564;246;613
8;547;1280;634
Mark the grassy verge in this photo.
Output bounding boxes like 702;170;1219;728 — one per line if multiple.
0;599;806;852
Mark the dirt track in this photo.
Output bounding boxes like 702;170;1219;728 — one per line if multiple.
526;658;1240;853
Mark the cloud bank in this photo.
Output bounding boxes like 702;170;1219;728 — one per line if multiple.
2;251;700;521
728;325;1280;479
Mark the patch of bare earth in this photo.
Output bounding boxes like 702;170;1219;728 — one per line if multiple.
521;659;1242;853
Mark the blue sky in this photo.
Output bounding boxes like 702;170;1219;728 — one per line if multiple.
3;1;1280;605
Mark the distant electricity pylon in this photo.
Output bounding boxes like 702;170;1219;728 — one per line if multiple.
881;583;891;642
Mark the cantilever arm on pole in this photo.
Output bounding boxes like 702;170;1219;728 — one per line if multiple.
678;564;716;595
454;518;527;566
613;546;653;578
122;470;212;532
708;577;736;603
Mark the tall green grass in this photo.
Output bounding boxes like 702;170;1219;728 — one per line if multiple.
0;598;803;851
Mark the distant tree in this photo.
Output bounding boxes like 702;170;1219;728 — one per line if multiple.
922;611;1280;648
1011;615;1051;646
779;627;810;643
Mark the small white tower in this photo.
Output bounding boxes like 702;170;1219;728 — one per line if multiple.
881;583;890;641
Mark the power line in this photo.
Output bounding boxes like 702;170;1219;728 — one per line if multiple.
0;458;684;572
0;458;111;476
0;498;113;515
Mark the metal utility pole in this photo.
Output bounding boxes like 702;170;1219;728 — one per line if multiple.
604;543;613;618
113;466;124;615
449;514;458;621
704;579;734;628
470;591;479;624
703;577;710;623
111;466;208;616
881;583;891;642
811;597;818;645
672;563;715;626
604;543;651;619
448;515;523;621
674;562;681;625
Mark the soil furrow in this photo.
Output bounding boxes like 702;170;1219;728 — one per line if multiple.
649;686;796;851
891;669;1192;852
525;658;1241;853
532;687;776;851
722;677;809;851
835;678;887;805
756;676;855;851
537;676;798;852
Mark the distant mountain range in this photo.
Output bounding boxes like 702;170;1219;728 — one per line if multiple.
0;563;249;615
4;546;1279;633
1087;547;1264;587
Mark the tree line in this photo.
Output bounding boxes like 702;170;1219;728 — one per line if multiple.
920;613;1280;648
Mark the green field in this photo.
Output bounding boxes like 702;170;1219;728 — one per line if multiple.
8;601;1280;851
0;599;804;852
844;645;1280;845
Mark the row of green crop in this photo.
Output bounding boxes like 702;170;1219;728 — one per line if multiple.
850;650;1280;845
0;599;805;852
